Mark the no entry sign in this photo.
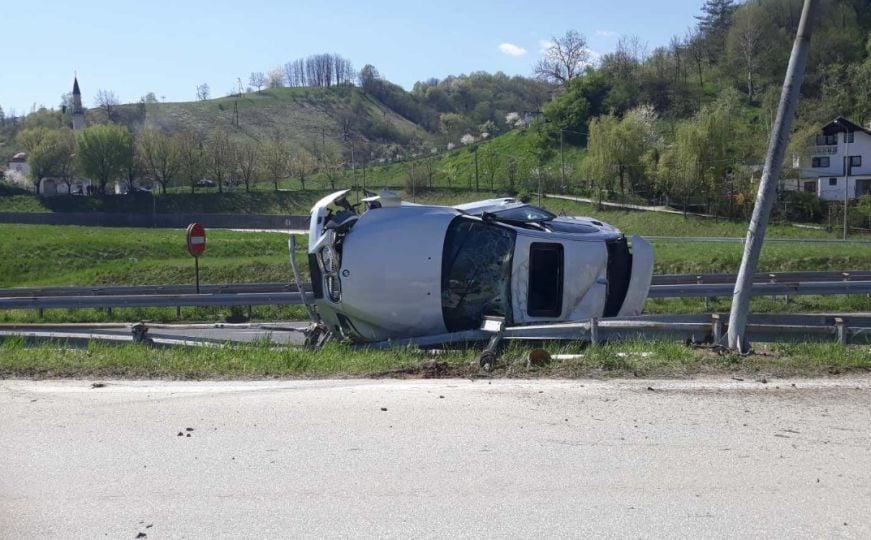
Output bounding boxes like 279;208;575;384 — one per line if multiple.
186;223;206;257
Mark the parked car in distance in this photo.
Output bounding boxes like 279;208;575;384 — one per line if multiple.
305;190;654;343
196;179;217;188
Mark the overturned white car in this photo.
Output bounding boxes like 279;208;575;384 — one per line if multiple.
304;190;653;344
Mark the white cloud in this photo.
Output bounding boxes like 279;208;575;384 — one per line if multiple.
586;49;603;66
498;42;527;57
538;39;554;53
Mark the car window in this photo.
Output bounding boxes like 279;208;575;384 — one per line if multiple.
527;243;563;317
441;217;515;332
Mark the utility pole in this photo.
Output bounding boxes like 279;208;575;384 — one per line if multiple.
350;138;357;202
727;0;818;352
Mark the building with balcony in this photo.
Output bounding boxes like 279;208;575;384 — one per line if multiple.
797;116;871;201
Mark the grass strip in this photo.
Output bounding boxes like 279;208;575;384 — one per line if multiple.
1;338;868;380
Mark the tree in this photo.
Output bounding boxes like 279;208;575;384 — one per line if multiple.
176;132;205;193
358;64;381;93
694;0;736;62
267;69;285;89
480;146;500;191
727;4;770;101
321;148;344;190
50;129;78;192
583;107;658;203
16;127;76;194
534;30;590;85
141;92;159;104
205;131;235;193
76;123;133;194
291;149;316;191
137;129;182;194
196;83;210;101
249;72;266;93
93;90;119;120
263;136;289;190
235;140;260;192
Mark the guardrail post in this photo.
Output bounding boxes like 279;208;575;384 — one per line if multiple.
712;313;723;345
835;317;847;346
589;317;599;345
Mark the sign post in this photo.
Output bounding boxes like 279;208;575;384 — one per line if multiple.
186;223;206;293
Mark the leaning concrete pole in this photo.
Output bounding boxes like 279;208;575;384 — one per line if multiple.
728;0;819;352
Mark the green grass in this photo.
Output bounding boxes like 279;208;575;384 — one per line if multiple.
0;224;305;288
652;241;871;274
542;195;870;240
0;337;867;379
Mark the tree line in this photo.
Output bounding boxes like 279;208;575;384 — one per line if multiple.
11;122;333;195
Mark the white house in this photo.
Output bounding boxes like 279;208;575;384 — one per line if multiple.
6;152;30;175
798;117;871;201
4;152;31;189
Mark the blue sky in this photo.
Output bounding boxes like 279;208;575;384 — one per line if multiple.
1;0;704;114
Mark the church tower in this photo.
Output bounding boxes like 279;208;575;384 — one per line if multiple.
71;77;85;131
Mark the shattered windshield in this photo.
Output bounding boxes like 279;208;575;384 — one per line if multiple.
441;217;516;332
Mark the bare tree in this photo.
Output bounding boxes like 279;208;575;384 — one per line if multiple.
94;90;119;119
206;131;235;193
292;149;316;190
263;135;289;190
196;83;210;101
685;28;707;88
249;72;266;93
534;30;590;85
235;140;260;192
727;4;767;101
176;132;205;193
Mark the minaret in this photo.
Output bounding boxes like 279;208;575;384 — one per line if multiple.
71;77;85;131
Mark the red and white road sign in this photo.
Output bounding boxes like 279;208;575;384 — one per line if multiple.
186;223;206;257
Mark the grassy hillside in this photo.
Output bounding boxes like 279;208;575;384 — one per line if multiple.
286;127;587;194
98;86;431;150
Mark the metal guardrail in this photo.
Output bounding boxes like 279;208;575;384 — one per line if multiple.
0;292;312;310
0;279;868;311
373;313;870;348
651;270;871;285
1;271;868;300
0;282;867;311
647;280;871;298
0;283;309;298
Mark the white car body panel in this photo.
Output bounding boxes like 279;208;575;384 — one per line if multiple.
510;235;608;324
316;205;457;341
309;189;351;252
617;235;654;317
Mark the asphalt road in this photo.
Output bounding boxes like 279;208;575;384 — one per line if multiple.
2;378;871;538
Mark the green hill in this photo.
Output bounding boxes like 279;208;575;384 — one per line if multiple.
94;86;432;152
